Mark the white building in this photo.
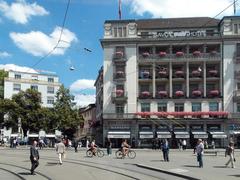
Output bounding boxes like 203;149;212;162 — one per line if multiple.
99;16;240;148
4;70;61;108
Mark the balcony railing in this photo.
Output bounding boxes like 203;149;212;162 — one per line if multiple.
156;90;168;98
113;71;126;81
113;51;126;63
103;113;136;119
234;71;240;79
5;77;61;86
138;52;221;61
139;91;153;99
111;91;128;103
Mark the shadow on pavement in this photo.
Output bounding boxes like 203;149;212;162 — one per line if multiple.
183;165;199;168
213;166;227;168
18;172;32;175
229;175;240;177
150;160;165;162
46;162;59;166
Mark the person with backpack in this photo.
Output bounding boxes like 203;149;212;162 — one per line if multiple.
225;141;235;168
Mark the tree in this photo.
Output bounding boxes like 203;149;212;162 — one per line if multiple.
0;70;8;99
11;89;42;136
54;85;83;139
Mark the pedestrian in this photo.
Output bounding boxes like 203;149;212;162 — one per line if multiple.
56;139;66;165
225;142;235;168
195;139;204;168
211;140;215;149
73;139;78;153
106;138;112;156
161;139;169;162
86;139;90;149
30;140;39;175
182;139;187;150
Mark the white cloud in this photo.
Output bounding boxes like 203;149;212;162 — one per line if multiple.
0;64;38;73
0;0;49;24
70;79;95;92
73;94;95;107
0;51;11;58
123;0;233;18
10;26;77;57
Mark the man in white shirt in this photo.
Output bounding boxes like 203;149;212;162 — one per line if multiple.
195;139;204;168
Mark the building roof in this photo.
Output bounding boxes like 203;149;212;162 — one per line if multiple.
105;17;220;30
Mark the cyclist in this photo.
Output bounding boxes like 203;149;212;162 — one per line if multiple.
90;139;97;155
121;139;130;156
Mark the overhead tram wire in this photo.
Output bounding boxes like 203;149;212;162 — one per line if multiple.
29;0;71;71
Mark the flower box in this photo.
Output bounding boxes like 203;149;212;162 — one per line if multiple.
116;89;124;96
116;71;124;76
210;50;217;55
142;71;150;76
210;90;219;96
192;70;201;77
158;71;167;76
175;70;184;77
209;70;218;76
141;91;150;96
159;51;167;57
115;51;123;57
158;91;168;97
193;51;201;56
142;52;150;57
175;91;184;96
192;90;202;96
176;51;184;57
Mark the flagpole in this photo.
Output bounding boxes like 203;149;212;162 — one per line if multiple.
119;0;122;20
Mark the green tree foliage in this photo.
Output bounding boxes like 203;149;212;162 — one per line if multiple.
0;70;8;99
54;85;83;139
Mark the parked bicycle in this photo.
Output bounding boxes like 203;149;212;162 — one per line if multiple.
115;148;136;159
86;147;104;158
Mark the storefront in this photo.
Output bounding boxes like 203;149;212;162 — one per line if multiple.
138;125;153;148
229;124;240;148
107;131;131;148
207;124;227;148
173;125;189;148
156;124;171;139
190;124;208;148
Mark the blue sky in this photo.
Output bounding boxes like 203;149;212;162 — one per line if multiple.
0;0;237;106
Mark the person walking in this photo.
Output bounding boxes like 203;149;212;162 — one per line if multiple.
30;140;39;175
225;142;235;168
195;139;204;168
73;139;78;153
182;139;187;150
161;139;169;162
106;138;112;156
56;139;66;165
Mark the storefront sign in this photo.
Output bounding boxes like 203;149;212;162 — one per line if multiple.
175;134;190;139
194;134;208;139
139;134;154;139
142;30;206;38
108;134;130;139
212;134;227;138
157;134;172;139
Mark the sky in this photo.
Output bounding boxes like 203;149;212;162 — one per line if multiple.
0;0;238;106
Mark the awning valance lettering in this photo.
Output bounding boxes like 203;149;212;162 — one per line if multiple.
157;131;171;138
108;131;130;139
191;131;208;139
209;131;227;139
174;131;189;139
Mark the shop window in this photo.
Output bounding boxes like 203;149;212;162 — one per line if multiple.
13;84;21;91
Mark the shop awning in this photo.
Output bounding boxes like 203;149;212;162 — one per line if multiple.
28;134;39;138
157;131;172;138
209;131;227;138
191;131;208;139
46;134;55;138
10;134;18;137
139;131;154;139
229;131;240;135
107;131;130;139
174;131;190;139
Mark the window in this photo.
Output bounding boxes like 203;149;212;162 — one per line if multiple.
14;74;21;79
47;96;54;104
113;27;118;37
118;27;123;37
31;85;38;91
48;77;54;82
192;103;201;112
237;103;240;112
234;24;238;34
236;43;240;57
31;75;38;81
140;85;149;92
141;103;150;112
116;104;124;114
13;84;21;91
113;26;127;37
209;102;219;111
237;83;240;90
158;103;167;112
175;103;184;112
47;86;54;94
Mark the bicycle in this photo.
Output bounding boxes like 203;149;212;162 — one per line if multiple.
86;147;104;158
115;148;136;159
